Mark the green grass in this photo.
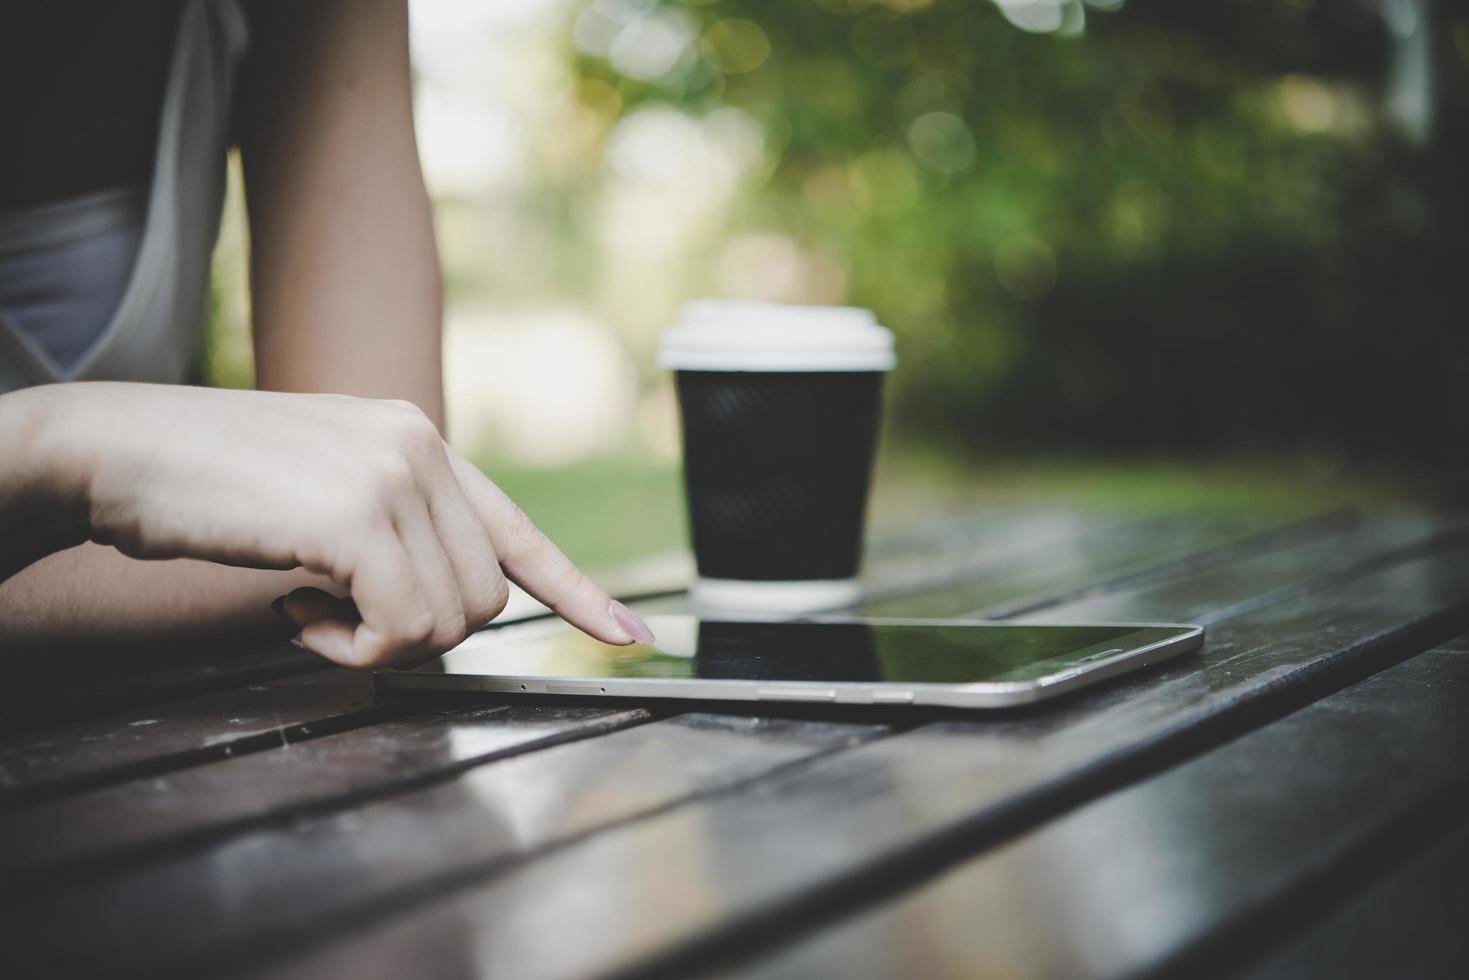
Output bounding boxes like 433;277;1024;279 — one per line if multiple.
867;449;1425;527
482;460;688;569
480;447;1429;571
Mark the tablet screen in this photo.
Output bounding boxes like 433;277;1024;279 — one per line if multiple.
424;616;1189;686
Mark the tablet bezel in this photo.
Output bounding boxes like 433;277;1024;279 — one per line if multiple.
374;617;1204;709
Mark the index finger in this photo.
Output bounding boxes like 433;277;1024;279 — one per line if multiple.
447;454;653;646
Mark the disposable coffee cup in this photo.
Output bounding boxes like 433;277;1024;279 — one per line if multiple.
658;300;896;613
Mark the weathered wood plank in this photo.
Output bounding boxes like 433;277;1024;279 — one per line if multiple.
8;511;1433;975
1015;512;1457;625
865;501;1059;557
742;643;1469;980
859;511;1340;616
0;507;1268;854
645;511;1315;634
0;509;1238;956
1;506;1293;971
1244;817;1469;980
943;511;1449;625
0;702;651;883
9;715;889;977
245;523;1469;980
0;509;1130;844
0;502;1275;785
0;669;403;804
0;641;322;735
0;570;700;796
860;509;1205;599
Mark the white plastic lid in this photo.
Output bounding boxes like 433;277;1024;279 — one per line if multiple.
658;300;896;372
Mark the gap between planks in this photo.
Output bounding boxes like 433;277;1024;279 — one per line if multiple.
18;511;1454;977
4;506;1277;808
251;518;1469;980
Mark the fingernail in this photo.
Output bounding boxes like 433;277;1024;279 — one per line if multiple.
608;600;655;645
290;633;306;650
271;595;291;623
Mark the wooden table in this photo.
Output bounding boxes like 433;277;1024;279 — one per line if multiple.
5;506;1468;978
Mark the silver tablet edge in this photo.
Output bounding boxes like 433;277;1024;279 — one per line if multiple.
375;621;1204;710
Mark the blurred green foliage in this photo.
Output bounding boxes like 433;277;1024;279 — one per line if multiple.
565;0;1468;463
488;459;687;567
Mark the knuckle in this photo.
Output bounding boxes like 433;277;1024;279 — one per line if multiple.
363;454;418;509
383;398;425;418
325;392;360;411
481;575;511;620
468;573;511;627
383;403;441;457
312;532;356;584
349;646;394;670
429;606;468;652
400;610;437;648
489;575;511;617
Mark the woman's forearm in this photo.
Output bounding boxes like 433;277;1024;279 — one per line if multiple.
0;543;318;648
0;383;642;664
0;0;445;653
0;385;317;647
240;0;444;425
0;387;88;583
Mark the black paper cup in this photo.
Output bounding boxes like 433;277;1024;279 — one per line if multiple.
660;301;895;613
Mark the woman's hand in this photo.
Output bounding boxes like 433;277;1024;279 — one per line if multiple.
4;382;653;667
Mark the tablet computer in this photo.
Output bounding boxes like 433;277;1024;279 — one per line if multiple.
375;615;1203;709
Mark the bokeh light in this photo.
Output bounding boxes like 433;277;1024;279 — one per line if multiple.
204;0;1465;485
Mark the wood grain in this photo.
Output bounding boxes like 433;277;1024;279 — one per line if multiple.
1244;815;1469;980
860;511;1338;617
1;703;651;882
1;641;322;734
745;642;1469;980
9;715;890;976
0;669;395;804
252;522;1469;980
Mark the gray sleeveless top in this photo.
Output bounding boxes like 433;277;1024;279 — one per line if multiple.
0;0;247;394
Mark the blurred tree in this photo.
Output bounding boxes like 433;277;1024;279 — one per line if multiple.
563;0;1466;464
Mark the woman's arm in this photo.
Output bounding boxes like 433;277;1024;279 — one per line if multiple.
0;2;652;655
0;384;649;665
0;384;321;648
0;388;87;583
0;2;437;649
239;0;445;423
